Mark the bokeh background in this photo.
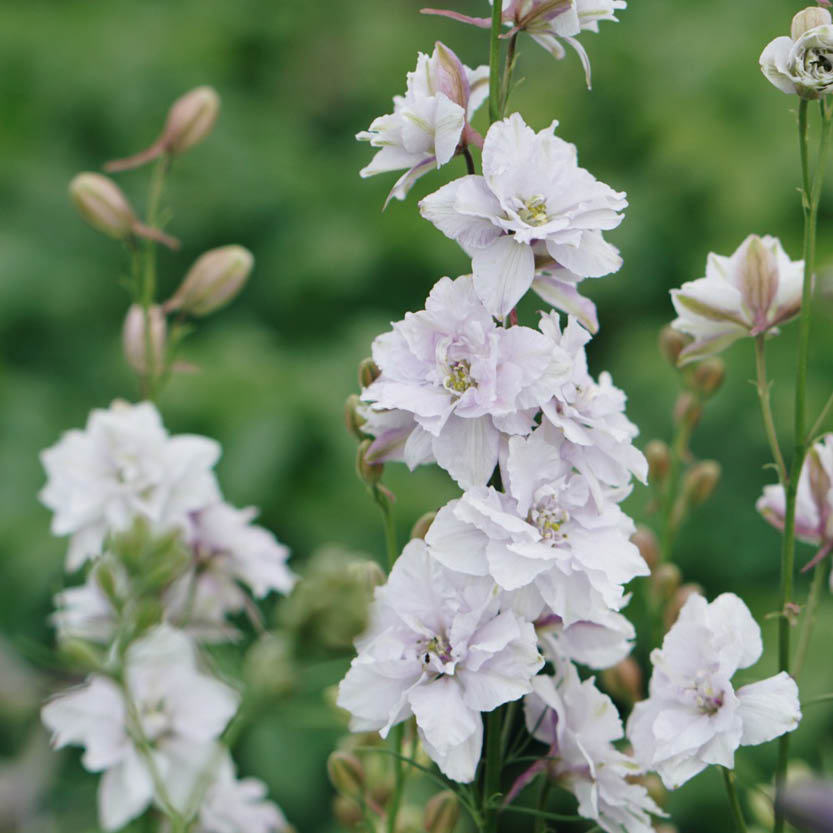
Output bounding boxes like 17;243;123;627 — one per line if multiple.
2;1;833;831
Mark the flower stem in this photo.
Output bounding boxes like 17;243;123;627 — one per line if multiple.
483;709;503;833
754;336;787;484
775;95;833;833
488;0;504;125
534;778;552;833
659;417;692;562
793;561;826;680
372;485;398;570
386;722;406;833
807;386;833;443
499;33;519;117
722;768;748;833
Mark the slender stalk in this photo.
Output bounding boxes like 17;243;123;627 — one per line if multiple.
799;99;810;203
775;96;833;833
483;709;503;833
754;336;787;483
463;146;476;175
801;691;833;707
722;768;749;833
488;0;504;125
372;486;398;570
534;778;552;833
793;562;826;680
386;722;406;833
807;386;833;442
499;33;519;117
659;418;693;562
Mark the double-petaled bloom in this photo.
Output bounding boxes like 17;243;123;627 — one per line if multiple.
670;234;803;365
420;114;626;320
626;593;801;789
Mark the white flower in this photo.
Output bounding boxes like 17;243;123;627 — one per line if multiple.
761;8;833;99
757;433;833;574
358;42;488;204
535;609;635;670
520;658;662;833
42;625;239;830
626;593;801;789
362;275;561;488
40;400;221;571
419;113;626;319
51;560;123;644
337;539;543;782
670;234;803;365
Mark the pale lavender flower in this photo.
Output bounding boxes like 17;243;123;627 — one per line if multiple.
362;275;563;488
337;539;543;782
757;434;833;573
670;234;803;365
40;400;221;571
358;42;488;204
41;626;239;830
626;593;801;789
419;113;626;319
518;659;663;833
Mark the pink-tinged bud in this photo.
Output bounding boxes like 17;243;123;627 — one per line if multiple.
430;42;470;108
122;304;167;376
807;446;832;509
601;657;643;704
333;796;363;827
424;791;460;833
737;235;779;327
691;357;725;397
358;357;381;389
327;751;365;796
652;563;681;601
344;394;367;440
683;460;721;506
792;6;832;39
356;439;383;485
631;525;659;570
104;86;220;172
658;325;690;368
673;392;702;430
665;583;703;629
166;245;253;316
411;511;437;540
644;440;671;484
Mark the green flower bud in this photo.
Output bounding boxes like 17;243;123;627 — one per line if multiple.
358;357;381;389
344;394;368;440
327;751;365;796
347;560;387;597
690;357;725;398
682;460;721;506
410;511;437;540
244;633;296;699
58;639;105;671
673;392;702;430
357;439;383;485
166;245;253;317
630;525;659;571
424;791;460;833
333;796;363;828
644;440;671;484
652;563;681;601
122;303;167;376
658;325;690;368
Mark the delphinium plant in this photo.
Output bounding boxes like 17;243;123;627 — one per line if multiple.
330;3;831;833
37;88;297;833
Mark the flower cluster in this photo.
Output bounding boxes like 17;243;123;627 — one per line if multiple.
39;400;292;832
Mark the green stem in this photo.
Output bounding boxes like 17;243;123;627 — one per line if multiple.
799;99;811;203
386;722;406;833
483;709;503;833
372;486;398;569
488;0;504;125
807;386;833;442
775;95;833;833
794;562;826;680
754;336;787;484
722;768;749;833
801;691;833;707
534;778;553;833
659;418;692;562
499;33;519;117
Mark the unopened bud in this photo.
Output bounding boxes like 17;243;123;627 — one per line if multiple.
658;325;689;368
396;806;423;833
683;460;721;506
792;6;832;39
691;357;725;398
356;439;383;485
327;751;365;797
654;825;679;833
644;440;671;484
122;304;167;376
94;565;120;607
410;511;437;540
166;245;253;316
652;563;681;601
344;394;367;440
333;796;363;828
244;633;296;698
673;392;702;430
58;639;105;671
631;525;659;570
600;657;643;705
665;583;703;629
424;791;460;833
430;42;469;108
105;86;220;172
358;357;381;389
347;560;387;596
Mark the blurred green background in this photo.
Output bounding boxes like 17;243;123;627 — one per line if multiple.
2;0;833;831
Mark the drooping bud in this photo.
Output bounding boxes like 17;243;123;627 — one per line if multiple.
410;511;437;540
673;392;702;430
357;439;383;485
344;394;367;440
691;357;725;398
347;560;387;597
430;42;470;108
327;751;365;797
652;563;681;601
122;304;167;376
104;86;220;172
165;245;253;316
658;325;690;368
333;796;363;828
644;440;671;484
600;657;643;705
631;525;659;571
358;357;381;389
69;173;180;249
792;6;833;39
682;460;721;506
424;791;460;833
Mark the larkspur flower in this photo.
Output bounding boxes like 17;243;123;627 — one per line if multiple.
40;400;221;571
670;234;803;365
41;625;239;830
358;42;488;204
337;539;543;782
516;658;663;833
626;593;801;789
419;114;626;320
